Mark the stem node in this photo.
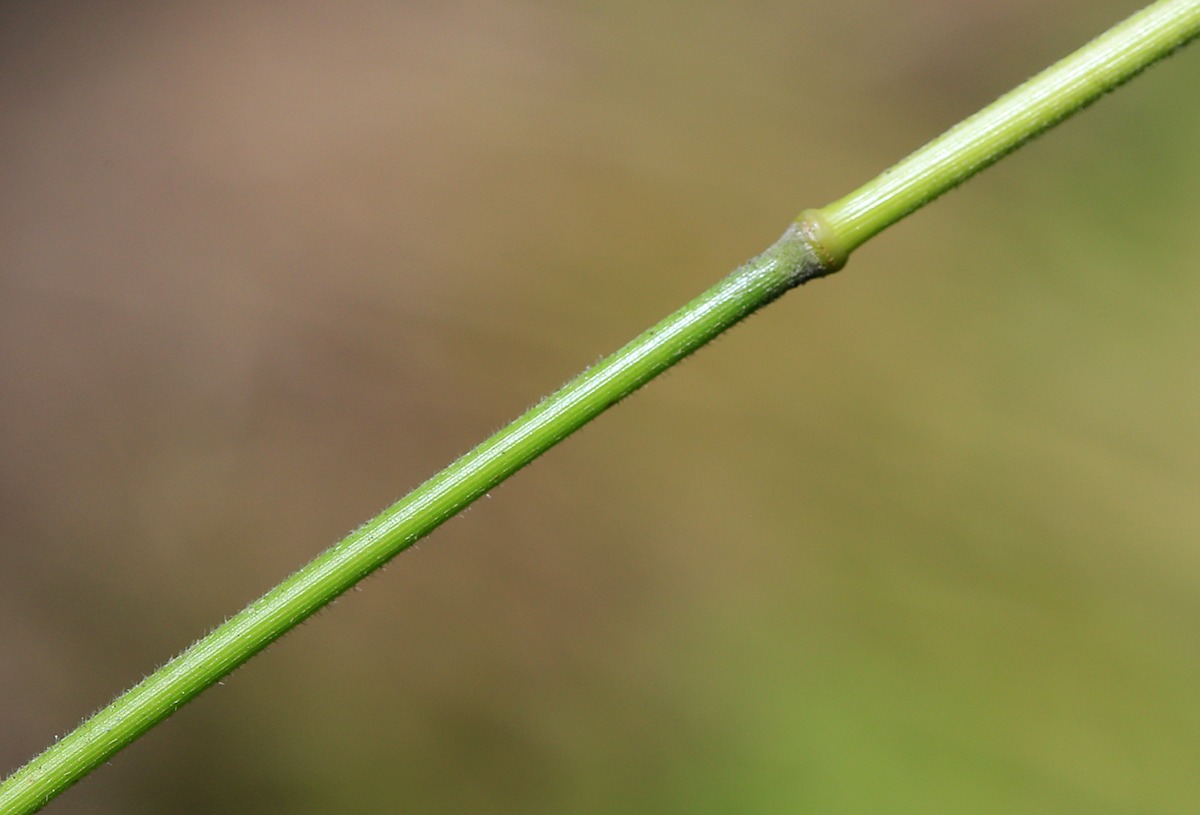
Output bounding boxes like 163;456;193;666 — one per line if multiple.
794;208;850;277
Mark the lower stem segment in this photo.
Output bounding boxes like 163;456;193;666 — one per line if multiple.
0;218;843;815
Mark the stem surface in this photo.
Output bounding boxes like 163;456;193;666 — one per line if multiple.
3;1;1199;812
819;0;1200;252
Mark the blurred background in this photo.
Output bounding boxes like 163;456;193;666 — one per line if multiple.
2;0;1199;812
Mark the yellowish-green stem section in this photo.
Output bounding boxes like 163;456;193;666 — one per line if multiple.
817;0;1200;254
3;1;1200;813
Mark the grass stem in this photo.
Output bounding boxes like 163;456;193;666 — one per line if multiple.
3;1;1198;812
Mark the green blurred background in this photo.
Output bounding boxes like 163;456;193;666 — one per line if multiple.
2;0;1199;812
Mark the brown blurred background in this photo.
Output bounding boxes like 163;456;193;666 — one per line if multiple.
2;0;1200;812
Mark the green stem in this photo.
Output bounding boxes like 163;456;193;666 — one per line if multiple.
3;1;1199;812
0;222;835;815
819;0;1200;253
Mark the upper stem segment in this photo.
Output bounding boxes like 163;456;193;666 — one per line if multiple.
818;0;1200;253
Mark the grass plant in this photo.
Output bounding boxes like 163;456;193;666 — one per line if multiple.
2;0;1199;812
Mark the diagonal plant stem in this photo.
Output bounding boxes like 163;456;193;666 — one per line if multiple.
820;0;1200;250
3;1;1199;812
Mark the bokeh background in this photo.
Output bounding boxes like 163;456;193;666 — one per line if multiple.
3;0;1200;812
